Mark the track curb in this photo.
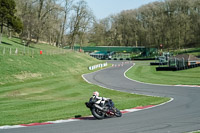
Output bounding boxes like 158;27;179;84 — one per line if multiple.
0;104;164;130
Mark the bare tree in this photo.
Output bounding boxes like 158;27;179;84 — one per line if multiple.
69;0;93;49
14;0;200;49
35;0;61;43
59;0;74;47
90;0;200;49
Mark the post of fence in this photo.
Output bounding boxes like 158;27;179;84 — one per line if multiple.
28;45;29;56
3;47;5;55
15;48;18;55
23;40;25;55
31;49;34;57
175;58;177;67
183;57;185;69
9;48;12;55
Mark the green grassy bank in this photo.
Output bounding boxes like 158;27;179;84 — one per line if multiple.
173;47;200;57
0;37;169;126
126;61;200;85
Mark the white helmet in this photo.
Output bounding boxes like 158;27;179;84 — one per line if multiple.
93;91;99;97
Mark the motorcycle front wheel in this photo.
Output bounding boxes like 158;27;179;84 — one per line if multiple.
91;108;105;120
114;108;122;117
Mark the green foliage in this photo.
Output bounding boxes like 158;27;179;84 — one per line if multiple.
172;47;200;57
10;16;23;33
0;0;16;17
0;0;23;33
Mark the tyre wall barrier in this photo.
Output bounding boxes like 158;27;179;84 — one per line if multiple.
88;62;108;70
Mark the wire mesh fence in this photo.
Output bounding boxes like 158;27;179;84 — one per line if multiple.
169;57;188;69
0;46;69;56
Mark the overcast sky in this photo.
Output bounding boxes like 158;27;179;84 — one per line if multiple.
85;0;159;19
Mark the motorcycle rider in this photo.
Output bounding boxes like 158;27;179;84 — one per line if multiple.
85;91;122;119
92;91;113;108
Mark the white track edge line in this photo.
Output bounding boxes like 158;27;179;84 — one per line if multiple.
124;63;200;88
82;62;174;113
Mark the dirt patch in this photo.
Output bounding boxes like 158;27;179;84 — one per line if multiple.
14;71;42;80
6;90;21;97
0;82;5;85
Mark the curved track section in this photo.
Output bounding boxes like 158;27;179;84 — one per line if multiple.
2;61;200;133
83;61;200;133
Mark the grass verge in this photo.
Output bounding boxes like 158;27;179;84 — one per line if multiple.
126;61;200;85
0;37;169;126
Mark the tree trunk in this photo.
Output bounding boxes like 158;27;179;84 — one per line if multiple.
36;36;39;43
0;24;3;44
0;33;2;44
49;33;52;45
36;0;44;43
9;30;12;39
61;11;67;46
80;33;84;50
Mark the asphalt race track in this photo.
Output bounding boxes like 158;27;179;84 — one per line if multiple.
2;61;200;133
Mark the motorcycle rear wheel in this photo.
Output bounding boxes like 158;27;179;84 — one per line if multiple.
91;108;105;120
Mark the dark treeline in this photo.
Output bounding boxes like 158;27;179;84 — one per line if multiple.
90;0;200;49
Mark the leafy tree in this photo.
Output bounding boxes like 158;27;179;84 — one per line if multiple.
0;0;23;43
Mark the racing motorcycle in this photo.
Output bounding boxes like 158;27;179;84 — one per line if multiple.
85;97;122;119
